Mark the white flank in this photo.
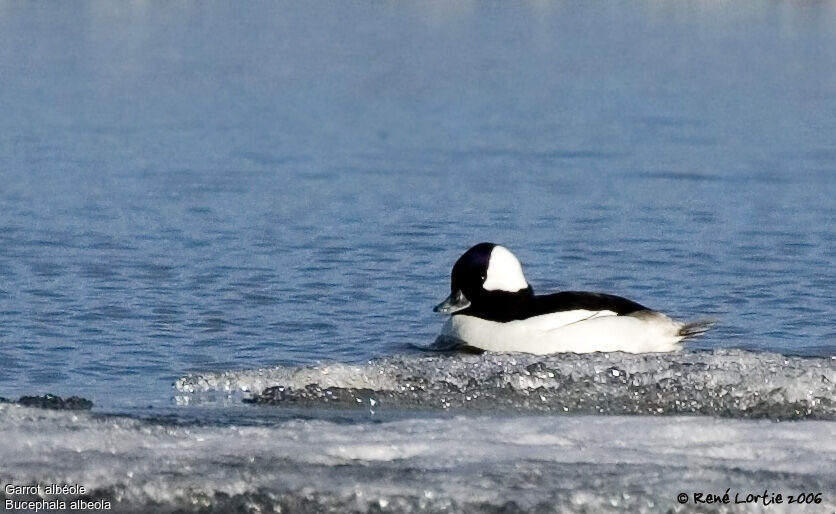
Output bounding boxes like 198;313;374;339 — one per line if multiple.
442;311;685;354
511;309;617;332
482;246;528;292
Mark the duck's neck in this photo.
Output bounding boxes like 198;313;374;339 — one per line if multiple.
457;286;534;322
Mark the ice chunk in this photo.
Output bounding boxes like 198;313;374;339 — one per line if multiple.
176;350;836;419
0;404;834;513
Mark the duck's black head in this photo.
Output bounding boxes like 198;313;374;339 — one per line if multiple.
434;242;533;321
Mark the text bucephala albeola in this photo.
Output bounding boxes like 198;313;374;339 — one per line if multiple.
434;242;712;354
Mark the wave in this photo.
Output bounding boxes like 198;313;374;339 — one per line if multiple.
175;350;836;420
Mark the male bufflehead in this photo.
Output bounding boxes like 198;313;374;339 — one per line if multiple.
434;242;711;354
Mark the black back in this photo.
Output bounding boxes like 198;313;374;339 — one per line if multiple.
526;291;647;317
457;289;647;322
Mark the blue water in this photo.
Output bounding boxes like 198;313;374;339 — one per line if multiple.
1;0;834;410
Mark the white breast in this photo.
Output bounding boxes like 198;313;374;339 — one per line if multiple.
441;310;684;354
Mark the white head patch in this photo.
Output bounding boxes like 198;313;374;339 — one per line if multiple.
483;246;528;292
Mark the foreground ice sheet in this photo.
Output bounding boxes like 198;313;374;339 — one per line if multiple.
1;404;834;513
176;350;836;419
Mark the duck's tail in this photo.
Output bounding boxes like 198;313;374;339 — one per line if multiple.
677;320;715;339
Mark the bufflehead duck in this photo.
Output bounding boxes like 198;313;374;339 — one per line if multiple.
434;242;711;354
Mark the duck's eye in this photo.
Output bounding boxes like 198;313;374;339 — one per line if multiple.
480;275;486;281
